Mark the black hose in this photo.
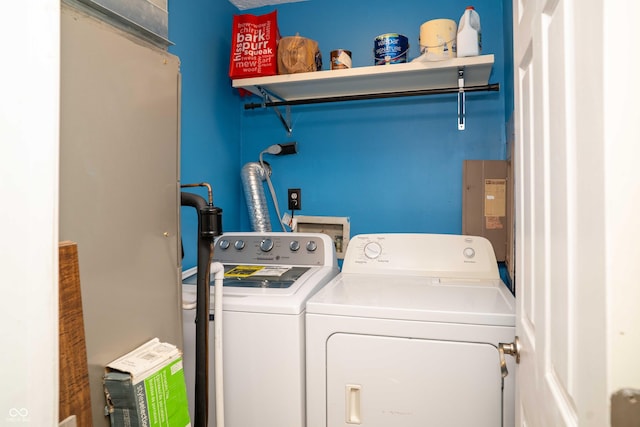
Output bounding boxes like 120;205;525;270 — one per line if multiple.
181;192;223;427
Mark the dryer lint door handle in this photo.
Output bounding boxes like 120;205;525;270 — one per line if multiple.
498;336;521;378
345;384;362;424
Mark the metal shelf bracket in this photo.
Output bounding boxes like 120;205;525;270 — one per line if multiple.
458;68;466;131
260;87;292;135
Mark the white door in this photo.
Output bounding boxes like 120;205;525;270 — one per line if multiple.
1;1;60;426
513;1;640;425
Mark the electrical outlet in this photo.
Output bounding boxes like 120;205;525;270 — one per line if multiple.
288;188;301;210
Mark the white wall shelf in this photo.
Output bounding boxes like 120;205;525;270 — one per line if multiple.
232;54;497;133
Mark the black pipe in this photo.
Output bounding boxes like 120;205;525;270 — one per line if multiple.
243;83;500;110
181;191;223;427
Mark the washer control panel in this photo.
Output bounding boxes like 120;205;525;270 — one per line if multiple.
214;232;332;266
343;233;499;280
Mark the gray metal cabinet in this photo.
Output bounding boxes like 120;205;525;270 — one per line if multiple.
60;5;181;426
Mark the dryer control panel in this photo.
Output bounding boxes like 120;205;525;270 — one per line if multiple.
342;233;499;280
214;232;336;267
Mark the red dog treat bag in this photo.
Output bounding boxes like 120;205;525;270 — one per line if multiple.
229;10;279;79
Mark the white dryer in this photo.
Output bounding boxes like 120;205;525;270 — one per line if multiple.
306;233;516;427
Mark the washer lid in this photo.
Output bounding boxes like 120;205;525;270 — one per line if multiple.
182;265;312;289
306;273;515;327
182;264;339;315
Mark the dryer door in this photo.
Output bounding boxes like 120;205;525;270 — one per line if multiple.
327;333;502;427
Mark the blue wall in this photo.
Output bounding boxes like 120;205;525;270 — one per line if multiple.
502;0;514;122
239;0;508;234
169;0;242;269
170;0;511;269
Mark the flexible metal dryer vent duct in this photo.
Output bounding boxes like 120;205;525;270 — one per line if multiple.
241;161;272;232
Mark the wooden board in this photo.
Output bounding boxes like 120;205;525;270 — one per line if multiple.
59;241;92;427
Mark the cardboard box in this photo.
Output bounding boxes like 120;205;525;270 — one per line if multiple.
104;338;191;427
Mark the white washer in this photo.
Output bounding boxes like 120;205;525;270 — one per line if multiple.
182;232;339;427
306;233;516;427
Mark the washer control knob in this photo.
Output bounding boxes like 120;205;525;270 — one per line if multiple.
234;240;245;250
463;247;476;259
364;242;382;259
219;239;230;250
306;240;317;252
289;240;300;252
260;238;274;252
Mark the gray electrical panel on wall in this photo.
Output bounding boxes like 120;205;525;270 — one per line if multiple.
462;160;510;262
60;5;182;427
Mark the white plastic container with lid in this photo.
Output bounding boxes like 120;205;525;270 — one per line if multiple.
457;6;482;57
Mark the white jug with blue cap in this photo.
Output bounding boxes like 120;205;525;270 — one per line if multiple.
457;6;482;57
